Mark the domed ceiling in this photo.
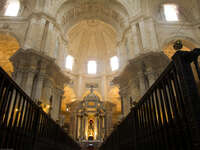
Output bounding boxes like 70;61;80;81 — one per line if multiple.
67;19;117;67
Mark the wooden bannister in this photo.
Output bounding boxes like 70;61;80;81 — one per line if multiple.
0;67;81;150
100;49;200;150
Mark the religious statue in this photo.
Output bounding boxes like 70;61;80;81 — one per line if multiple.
88;120;94;137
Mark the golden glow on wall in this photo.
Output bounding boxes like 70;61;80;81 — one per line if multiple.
61;86;76;112
163;40;195;59
41;103;50;114
108;86;121;112
0;33;20;76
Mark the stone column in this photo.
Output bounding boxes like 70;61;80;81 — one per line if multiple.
101;75;107;100
76;115;79;140
146;67;156;87
79;115;83;140
118;42;127;68
57;90;63;120
130;23;143;56
138;19;159;52
104;115;107;137
43;78;52;103
96;114;100;140
138;71;146;97
77;75;83;100
25;70;35;96
106;112;112;135
51;88;58;120
83;114;87;140
13;60;25;86
99;115;103;140
14;70;23;86
35;74;45;101
80;115;83;140
119;89;130;117
77;115;80;139
35;62;47;101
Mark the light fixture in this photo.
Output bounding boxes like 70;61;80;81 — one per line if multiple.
66;105;70;112
173;40;183;50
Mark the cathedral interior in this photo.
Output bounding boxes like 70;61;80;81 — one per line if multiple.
0;0;200;150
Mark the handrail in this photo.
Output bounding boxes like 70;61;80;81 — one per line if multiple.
0;67;81;150
100;49;200;150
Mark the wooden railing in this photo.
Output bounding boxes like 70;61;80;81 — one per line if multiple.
100;49;200;150
0;67;81;150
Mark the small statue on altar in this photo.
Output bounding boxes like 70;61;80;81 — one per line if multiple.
88;120;94;138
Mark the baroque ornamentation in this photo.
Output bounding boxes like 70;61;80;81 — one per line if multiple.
62;3;124;28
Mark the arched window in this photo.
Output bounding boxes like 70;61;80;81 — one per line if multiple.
88;60;97;74
4;0;20;16
110;56;119;71
65;55;74;70
163;4;179;21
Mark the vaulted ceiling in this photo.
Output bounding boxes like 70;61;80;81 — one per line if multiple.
67;19;117;65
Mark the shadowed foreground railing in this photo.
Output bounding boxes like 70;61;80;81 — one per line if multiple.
100;49;200;150
0;67;81;150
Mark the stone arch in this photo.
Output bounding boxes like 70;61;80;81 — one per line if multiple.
0;32;20;75
162;37;198;59
162;36;199;49
56;0;129;34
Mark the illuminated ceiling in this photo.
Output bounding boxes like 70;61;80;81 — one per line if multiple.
67;19;117;65
0;34;19;75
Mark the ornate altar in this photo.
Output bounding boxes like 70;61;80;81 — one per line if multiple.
67;87;115;149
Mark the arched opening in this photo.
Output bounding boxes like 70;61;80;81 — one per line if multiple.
0;33;20;76
56;0;129;33
163;39;196;59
